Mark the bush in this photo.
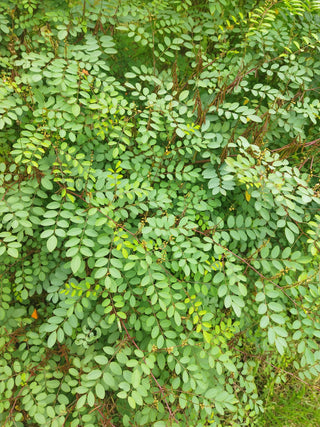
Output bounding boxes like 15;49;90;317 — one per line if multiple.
0;0;320;425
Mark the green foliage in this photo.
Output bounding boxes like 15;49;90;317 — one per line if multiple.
0;0;320;425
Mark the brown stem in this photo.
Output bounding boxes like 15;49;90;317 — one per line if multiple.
119;318;177;421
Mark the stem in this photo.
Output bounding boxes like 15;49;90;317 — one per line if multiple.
119;318;176;421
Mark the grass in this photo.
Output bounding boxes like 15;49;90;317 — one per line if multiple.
258;378;320;427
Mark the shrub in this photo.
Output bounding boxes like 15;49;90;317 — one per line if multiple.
0;0;320;426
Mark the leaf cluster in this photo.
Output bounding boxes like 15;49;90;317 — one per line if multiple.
0;0;320;426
